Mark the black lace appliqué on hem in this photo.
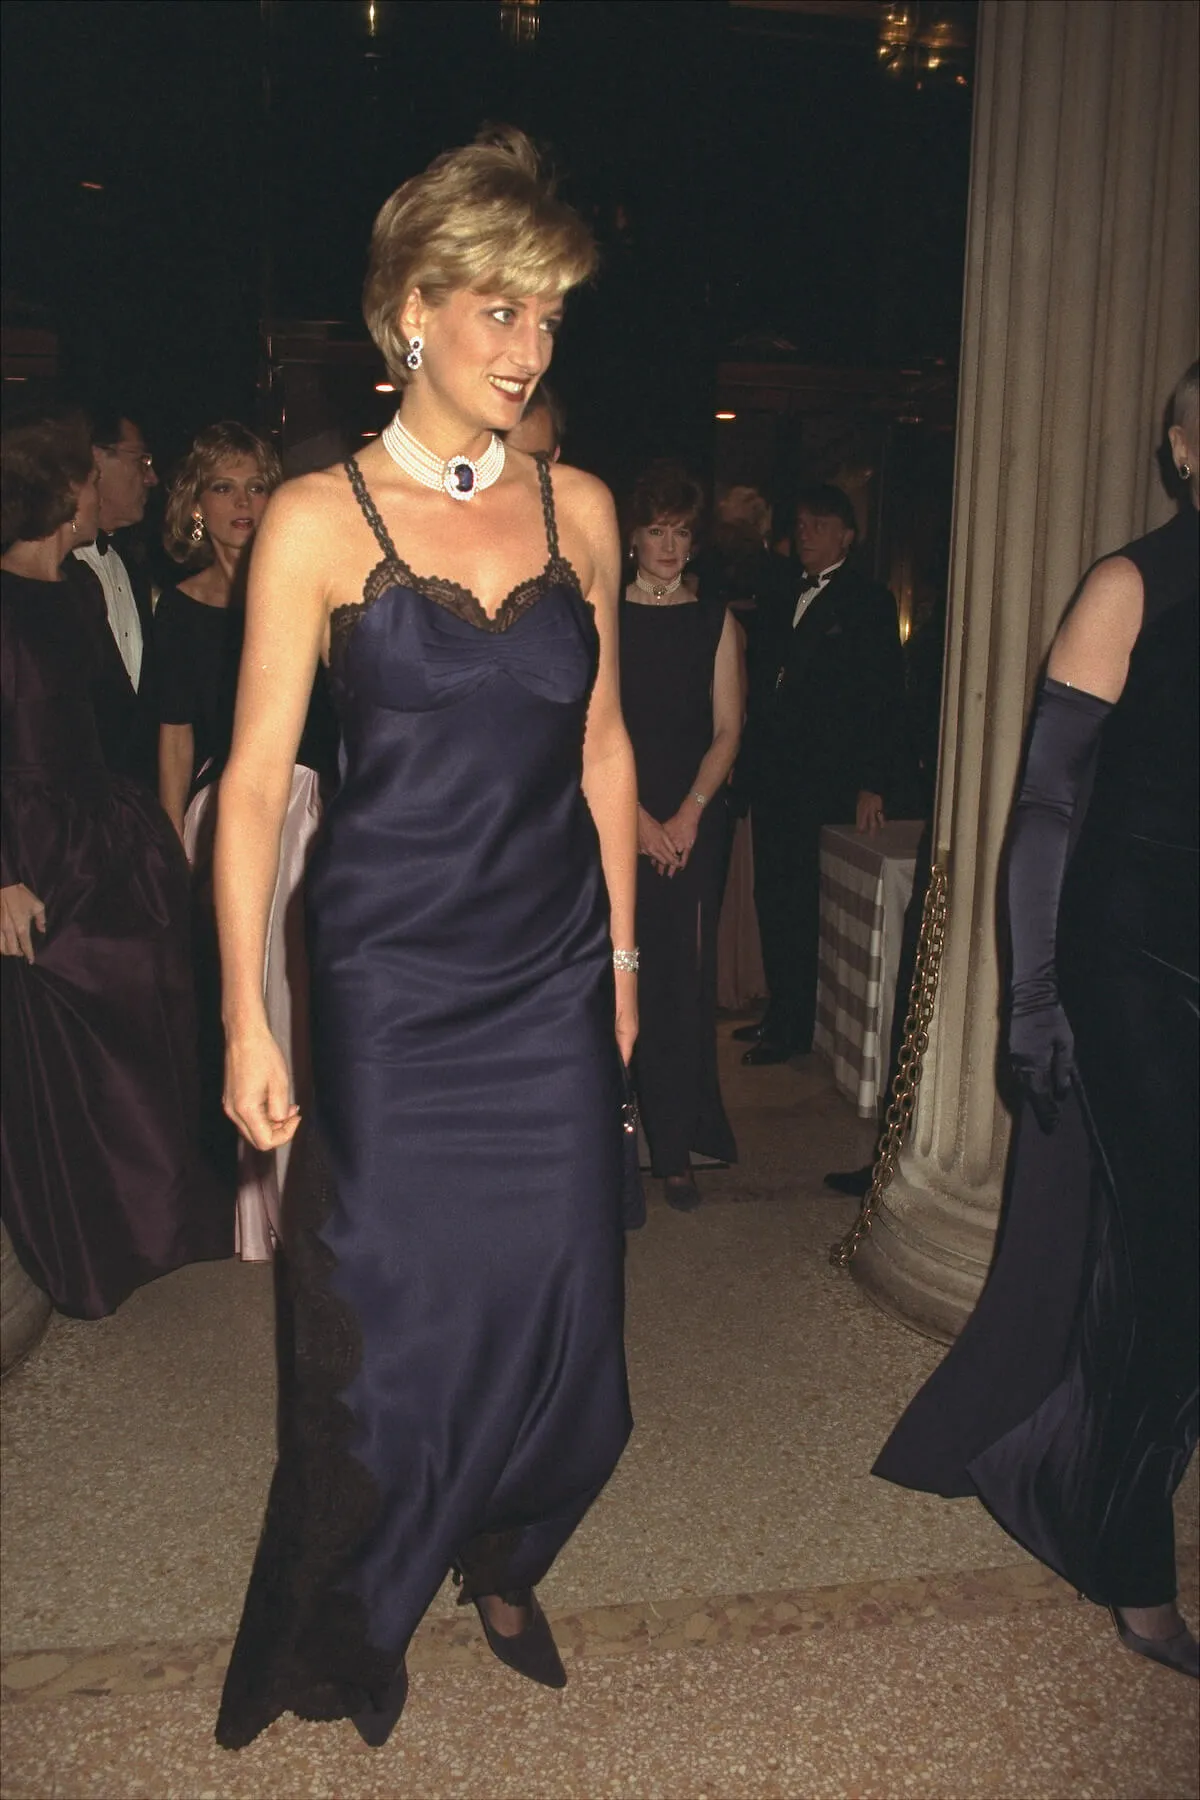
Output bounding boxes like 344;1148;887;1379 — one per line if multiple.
215;1124;400;1750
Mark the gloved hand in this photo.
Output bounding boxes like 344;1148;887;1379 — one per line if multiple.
1008;988;1075;1133
1005;677;1110;1136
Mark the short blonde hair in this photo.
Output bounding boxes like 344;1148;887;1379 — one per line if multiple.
163;421;282;567
364;125;597;387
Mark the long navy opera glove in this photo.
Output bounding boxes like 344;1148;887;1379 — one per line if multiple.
1006;676;1112;1132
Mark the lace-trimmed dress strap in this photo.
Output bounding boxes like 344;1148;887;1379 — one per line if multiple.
345;457;400;563
533;453;563;566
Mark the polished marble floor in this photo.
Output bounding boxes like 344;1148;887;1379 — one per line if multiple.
2;1031;1196;1797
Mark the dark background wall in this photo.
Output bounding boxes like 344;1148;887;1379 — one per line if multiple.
1;1;974;489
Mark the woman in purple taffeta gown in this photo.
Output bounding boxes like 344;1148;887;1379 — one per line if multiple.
0;408;231;1318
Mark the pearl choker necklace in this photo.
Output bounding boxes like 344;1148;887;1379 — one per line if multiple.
381;413;505;502
634;569;683;601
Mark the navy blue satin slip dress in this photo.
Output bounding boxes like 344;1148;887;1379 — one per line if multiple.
217;453;632;1747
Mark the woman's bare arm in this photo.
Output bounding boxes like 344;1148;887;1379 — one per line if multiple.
663;608;745;864
213;479;330;1146
568;470;639;1063
1047;554;1143;702
158;723;194;842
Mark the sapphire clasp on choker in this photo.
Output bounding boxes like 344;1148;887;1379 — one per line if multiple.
381;414;506;503
446;457;480;500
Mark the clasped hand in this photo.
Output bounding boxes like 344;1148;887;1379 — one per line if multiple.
638;805;698;879
223;1024;302;1152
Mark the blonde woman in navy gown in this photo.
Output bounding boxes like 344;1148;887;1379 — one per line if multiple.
213;128;638;1747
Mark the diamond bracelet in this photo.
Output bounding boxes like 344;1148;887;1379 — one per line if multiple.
612;949;639;973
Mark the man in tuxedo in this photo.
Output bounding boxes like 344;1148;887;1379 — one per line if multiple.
71;408;160;788
737;484;907;1064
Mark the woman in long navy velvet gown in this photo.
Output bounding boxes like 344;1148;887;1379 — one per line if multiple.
214;127;639;1748
876;365;1199;1680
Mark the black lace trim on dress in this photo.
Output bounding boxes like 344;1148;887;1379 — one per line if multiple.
329;454;584;670
451;1528;526;1605
215;1124;399;1750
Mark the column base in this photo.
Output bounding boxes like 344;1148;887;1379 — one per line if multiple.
850;1172;999;1344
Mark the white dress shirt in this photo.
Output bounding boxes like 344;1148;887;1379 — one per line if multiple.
791;556;846;630
74;541;143;689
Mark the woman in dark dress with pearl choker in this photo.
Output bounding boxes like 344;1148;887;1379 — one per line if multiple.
213;127;638;1748
620;464;743;1210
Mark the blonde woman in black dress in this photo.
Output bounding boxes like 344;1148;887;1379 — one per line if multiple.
157;424;338;1260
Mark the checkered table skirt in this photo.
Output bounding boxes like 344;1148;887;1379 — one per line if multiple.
815;820;924;1118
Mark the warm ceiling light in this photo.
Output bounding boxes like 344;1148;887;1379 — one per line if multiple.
715;410;737;421
361;430;380;438
374;381;395;393
80;180;104;191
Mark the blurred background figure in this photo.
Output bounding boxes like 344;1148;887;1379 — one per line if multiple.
824;555;947;1200
1;407;229;1317
157;422;338;1259
737;483;909;1065
620;462;743;1209
69;404;161;789
157;424;279;843
696;483;793;643
504;380;564;460
696;482;793;1010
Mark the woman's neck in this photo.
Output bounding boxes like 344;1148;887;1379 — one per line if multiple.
396;388;491;463
631;566;689;603
181;543;245;608
1;531;73;581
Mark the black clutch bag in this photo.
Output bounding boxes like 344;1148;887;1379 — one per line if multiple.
620;1063;647;1232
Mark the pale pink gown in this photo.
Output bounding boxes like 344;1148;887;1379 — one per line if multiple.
184;765;323;1260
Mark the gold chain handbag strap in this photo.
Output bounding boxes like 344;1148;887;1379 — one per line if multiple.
829;863;950;1269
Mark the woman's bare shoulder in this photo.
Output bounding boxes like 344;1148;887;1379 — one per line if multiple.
547;461;618;543
256;465;358;552
1049;553;1144;701
550;459;614;509
269;465;352;516
1059;553;1143;642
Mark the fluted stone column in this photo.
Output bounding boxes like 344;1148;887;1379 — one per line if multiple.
853;0;1199;1341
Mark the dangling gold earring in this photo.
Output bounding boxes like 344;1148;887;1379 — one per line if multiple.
190;515;205;543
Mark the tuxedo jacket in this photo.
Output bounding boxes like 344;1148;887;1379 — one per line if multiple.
65;551;160;791
745;562;908;817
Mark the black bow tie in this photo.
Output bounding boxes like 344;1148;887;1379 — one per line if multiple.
95;531;110;556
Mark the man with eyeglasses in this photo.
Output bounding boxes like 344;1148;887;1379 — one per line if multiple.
71;406;160;787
